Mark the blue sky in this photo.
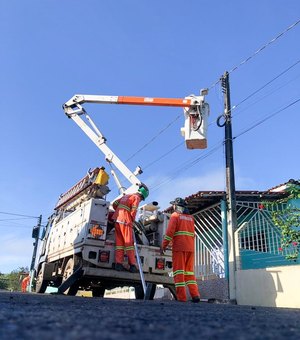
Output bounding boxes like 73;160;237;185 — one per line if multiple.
1;0;299;273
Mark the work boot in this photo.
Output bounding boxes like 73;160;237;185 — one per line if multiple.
129;265;138;273
192;296;200;303
115;263;126;271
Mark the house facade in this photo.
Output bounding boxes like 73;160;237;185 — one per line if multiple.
166;180;300;308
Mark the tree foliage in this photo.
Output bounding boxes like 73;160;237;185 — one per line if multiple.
0;272;9;290
0;267;29;291
265;182;300;261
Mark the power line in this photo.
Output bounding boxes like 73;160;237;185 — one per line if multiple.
123;19;300;172
150;141;224;192
102;21;300;196
0;217;36;221
0;224;34;228
148;97;300;192
133;103;223;172
209;18;300;89
233;97;300;140
231;72;300;120
125;114;181;163
230;59;300;113
143;141;183;170
142;96;237;173
113;90;299;196
145;95;299;194
0;211;39;219
124;26;300;172
228;19;300;75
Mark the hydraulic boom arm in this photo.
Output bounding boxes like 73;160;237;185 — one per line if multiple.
63;91;209;197
63;94;204;112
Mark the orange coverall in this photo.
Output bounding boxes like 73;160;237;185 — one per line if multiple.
112;193;142;266
162;211;200;302
21;275;30;292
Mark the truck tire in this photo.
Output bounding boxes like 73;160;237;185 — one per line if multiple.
36;266;48;294
62;258;79;296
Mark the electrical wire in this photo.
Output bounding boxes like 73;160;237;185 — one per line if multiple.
125;114;181;163
143;141;184;170
98;92;300;200
150;141;224;192
231;72;300;119
112;91;299;196
142;96;234;173
0;211;39;219
0;217;36;222
209;18;300;89
149;96;300;192
124;42;300;175
100;21;300;196
233;97;300;140
228;19;300;75
0;224;34;228
231;59;300;114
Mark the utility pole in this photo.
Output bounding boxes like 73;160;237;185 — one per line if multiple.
29;214;42;292
221;71;238;301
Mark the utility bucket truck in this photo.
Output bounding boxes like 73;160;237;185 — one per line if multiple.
31;92;209;299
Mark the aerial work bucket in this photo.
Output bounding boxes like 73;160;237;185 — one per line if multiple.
181;95;210;149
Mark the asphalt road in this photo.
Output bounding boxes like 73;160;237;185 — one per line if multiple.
1;291;300;339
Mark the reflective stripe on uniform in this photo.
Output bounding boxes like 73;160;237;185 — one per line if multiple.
118;204;131;211
173;269;185;276
175;282;186;287
125;246;135;251
116;220;127;225
174;231;194;237
115;246;125;250
164;235;172;241
184;271;195;276
186;280;197;285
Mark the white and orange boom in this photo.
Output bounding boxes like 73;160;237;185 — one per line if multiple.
63;91;209;197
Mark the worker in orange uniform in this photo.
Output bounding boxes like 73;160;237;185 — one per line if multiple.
21;274;30;292
112;184;149;273
161;197;200;303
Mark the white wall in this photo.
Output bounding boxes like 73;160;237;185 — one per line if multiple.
236;265;300;308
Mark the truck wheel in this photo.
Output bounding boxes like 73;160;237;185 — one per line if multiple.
36;267;48;294
92;287;106;298
62;258;79;296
